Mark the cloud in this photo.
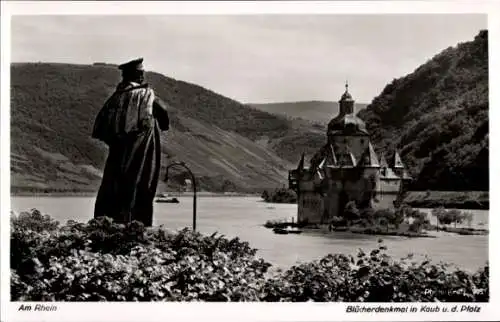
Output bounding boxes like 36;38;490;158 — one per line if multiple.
11;14;486;103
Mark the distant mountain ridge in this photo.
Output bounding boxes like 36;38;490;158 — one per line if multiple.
249;100;368;124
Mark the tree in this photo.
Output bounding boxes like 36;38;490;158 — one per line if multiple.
392;208;405;229
431;207;447;231
261;190;270;202
447;209;464;228
343;201;360;226
463;211;474;228
360;207;376;227
374;209;394;232
401;207;430;232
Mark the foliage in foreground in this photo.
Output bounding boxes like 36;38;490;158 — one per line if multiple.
11;209;489;302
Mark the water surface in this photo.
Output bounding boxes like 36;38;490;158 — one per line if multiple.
11;196;489;272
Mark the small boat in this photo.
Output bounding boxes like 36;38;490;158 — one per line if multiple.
286;227;303;234
273;226;303;235
273;227;289;235
156;197;180;204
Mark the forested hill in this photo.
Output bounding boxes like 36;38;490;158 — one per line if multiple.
357;30;488;191
10;63;325;193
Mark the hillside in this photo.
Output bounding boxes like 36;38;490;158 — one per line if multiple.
11;63;324;193
357;30;488;191
249;101;367;124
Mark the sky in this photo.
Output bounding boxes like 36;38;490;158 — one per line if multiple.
11;14;487;104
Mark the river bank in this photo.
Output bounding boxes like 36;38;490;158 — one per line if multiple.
264;222;436;238
12;189;489;209
11;191;259;198
403;191;489;210
260;189;489;210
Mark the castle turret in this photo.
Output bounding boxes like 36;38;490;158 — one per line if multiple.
389;151;405;169
357;142;380;168
338;81;355;116
388;151;412;181
327;83;368;140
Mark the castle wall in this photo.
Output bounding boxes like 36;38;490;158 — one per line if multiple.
373;193;399;210
378;179;401;193
298;191;324;224
331;135;370;162
342;168;379;208
322;184;340;221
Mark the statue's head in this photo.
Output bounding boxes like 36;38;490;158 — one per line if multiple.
118;58;145;84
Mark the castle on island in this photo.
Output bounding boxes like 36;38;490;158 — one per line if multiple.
288;83;412;224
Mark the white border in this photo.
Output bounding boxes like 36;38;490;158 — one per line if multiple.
1;1;499;322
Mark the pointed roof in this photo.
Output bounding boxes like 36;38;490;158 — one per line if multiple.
380;167;401;179
296;152;305;171
401;169;412;180
357;142;380;167
315;144;339;170
389;151;405;168
379;155;389;168
327;144;338;166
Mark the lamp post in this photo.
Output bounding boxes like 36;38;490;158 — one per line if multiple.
163;161;197;232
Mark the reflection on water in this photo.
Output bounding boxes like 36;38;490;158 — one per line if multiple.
10;196;488;272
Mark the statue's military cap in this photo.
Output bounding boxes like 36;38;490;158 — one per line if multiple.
118;58;144;71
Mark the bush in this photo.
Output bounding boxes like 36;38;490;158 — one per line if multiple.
11;209;60;232
11;209;270;301
431;207;471;228
261;243;489;302
343;201;360;224
11;209;489;302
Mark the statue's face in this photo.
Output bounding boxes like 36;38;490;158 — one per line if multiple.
122;70;145;83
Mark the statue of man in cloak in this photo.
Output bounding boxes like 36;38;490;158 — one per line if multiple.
91;58;170;227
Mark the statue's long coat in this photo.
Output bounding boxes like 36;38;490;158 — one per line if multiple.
92;81;169;226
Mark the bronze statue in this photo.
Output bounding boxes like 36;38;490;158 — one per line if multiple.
92;58;170;226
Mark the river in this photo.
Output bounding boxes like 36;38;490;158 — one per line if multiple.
10;196;488;272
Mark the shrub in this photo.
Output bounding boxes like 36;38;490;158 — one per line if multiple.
431;208;472;228
330;216;346;227
11;209;60;232
261;241;489;302
343;201;360;224
11;209;271;301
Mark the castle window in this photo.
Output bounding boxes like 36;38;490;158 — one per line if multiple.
360;138;365;145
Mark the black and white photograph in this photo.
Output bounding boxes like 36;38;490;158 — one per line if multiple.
0;1;497;321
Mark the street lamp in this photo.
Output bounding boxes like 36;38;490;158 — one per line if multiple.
163;161;197;231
